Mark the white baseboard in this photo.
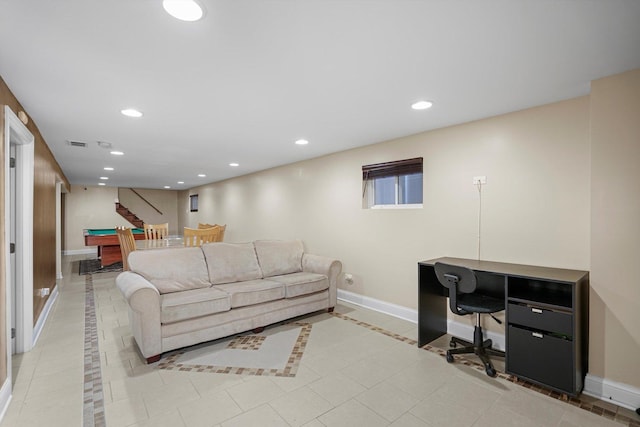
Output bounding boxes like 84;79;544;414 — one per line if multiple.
583;374;640;411
337;289;506;351
0;379;12;425
62;248;95;256
32;285;58;347
337;289;418;323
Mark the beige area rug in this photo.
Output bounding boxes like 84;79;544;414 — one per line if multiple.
158;322;311;377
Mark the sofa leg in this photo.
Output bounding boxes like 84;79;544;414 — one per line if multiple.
146;354;161;364
253;326;265;333
328;307;335;313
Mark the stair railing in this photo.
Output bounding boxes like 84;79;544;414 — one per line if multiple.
120;188;163;215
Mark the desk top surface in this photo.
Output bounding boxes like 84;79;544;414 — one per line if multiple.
419;257;588;283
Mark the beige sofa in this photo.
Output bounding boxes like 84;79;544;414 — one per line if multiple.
116;240;341;363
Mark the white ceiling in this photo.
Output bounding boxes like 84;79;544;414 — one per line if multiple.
1;0;639;190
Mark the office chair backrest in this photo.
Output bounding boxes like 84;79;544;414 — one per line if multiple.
435;262;479;316
434;262;477;294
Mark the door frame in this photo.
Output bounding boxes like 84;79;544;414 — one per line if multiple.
4;105;34;356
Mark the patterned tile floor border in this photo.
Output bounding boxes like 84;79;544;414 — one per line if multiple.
228;335;266;351
83;274;106;427
158;323;312;377
330;311;640;427
80;279;639;427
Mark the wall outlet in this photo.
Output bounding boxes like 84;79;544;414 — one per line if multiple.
473;176;487;185
344;273;354;285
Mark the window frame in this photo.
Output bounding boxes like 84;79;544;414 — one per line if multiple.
362;157;423;209
189;194;199;212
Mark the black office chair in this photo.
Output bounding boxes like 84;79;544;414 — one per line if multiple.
434;262;505;377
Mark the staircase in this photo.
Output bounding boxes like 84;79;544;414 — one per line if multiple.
115;202;144;228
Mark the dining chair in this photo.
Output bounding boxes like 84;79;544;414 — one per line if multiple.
216;224;226;241
197;223;226;242
144;222;169;240
116;226;136;271
183;226;221;247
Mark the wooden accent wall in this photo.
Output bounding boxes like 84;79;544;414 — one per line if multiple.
0;75;70;384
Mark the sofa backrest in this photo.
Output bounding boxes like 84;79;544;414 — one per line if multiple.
128;247;210;294
202;242;264;285
254;240;304;277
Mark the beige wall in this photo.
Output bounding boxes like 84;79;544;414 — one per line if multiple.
589;69;640;387
118;188;179;235
178;96;591;323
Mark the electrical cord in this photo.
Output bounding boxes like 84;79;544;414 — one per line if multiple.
477;181;482;260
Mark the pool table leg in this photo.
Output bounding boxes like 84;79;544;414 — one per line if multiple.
100;245;123;268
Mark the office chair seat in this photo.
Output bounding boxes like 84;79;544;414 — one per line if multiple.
457;293;504;314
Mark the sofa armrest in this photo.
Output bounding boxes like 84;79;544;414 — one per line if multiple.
302;254;342;308
116;271;162;360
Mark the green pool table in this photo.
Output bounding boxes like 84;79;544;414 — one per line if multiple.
83;228;146;267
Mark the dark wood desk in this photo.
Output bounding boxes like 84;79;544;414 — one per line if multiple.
418;257;589;396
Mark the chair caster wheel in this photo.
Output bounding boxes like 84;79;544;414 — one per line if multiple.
485;366;497;377
449;339;457;348
446;353;454;363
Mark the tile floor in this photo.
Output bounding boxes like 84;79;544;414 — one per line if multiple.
2;254;639;427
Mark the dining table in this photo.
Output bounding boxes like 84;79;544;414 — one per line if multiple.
135;236;184;250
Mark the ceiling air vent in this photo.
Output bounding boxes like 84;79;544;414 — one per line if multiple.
66;140;88;148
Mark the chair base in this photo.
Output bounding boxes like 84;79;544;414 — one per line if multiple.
446;326;505;377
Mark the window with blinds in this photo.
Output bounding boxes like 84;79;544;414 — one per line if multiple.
362;157;423;208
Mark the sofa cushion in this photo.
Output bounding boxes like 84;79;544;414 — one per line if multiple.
161;287;230;324
128;247;210;294
268;272;329;298
215;279;284;308
254;240;304;277
202;242;264;285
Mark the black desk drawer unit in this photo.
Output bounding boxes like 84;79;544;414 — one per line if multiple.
506;275;588;396
507;325;574;394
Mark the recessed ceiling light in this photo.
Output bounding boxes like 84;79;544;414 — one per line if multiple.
411;100;433;110
100;176;109;180
164;186;171;189
121;108;143;118
177;181;184;184
229;163;239;167
295;139;309;145
98;183;106;186
104;167;114;171
163;0;204;22
110;151;124;156
198;174;206;178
